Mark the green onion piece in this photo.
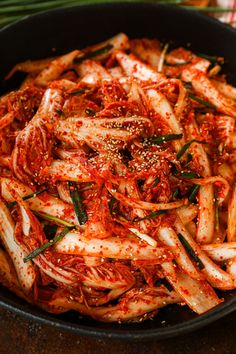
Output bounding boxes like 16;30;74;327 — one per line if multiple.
69;88;89;95
172;188;180;199
153;176;160;186
214;192;219;231
133;210;166;222
177;139;207;160
185;153;193;167
155;279;163;287
74;44;114;63
85;108;96;116
109;196;116;215
186;153;193;162
7;187;49;208
188;92;216;109
178;233;205;270
68;181;87;225
23;226;74;263
188;184;200;203
149;133;183;145
55;109;64;116
34;211;74;227
178;171;200;179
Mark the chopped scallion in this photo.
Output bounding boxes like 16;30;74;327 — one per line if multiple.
109;195;116;215
7;187;49;208
34;211;74;227
133;210;166;222
188;92;216;109
69;88;89;95
178;233;205;270
148;133;183;145
153;176;160;186
68;181;87;225
23;226;74;263
184;153;193;167
172;188;180;199
188;184;200;203
177;139;207;160
74;44;114;63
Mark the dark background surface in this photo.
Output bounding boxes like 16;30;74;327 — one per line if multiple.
0;306;235;354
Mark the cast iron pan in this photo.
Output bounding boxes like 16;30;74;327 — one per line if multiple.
0;2;236;341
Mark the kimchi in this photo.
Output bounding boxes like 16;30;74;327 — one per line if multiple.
0;33;236;322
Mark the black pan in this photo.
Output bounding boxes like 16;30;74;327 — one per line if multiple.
0;2;236;341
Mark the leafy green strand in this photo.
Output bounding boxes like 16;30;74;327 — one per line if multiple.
7;187;49;208
23;226;74;263
68;181;88;225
